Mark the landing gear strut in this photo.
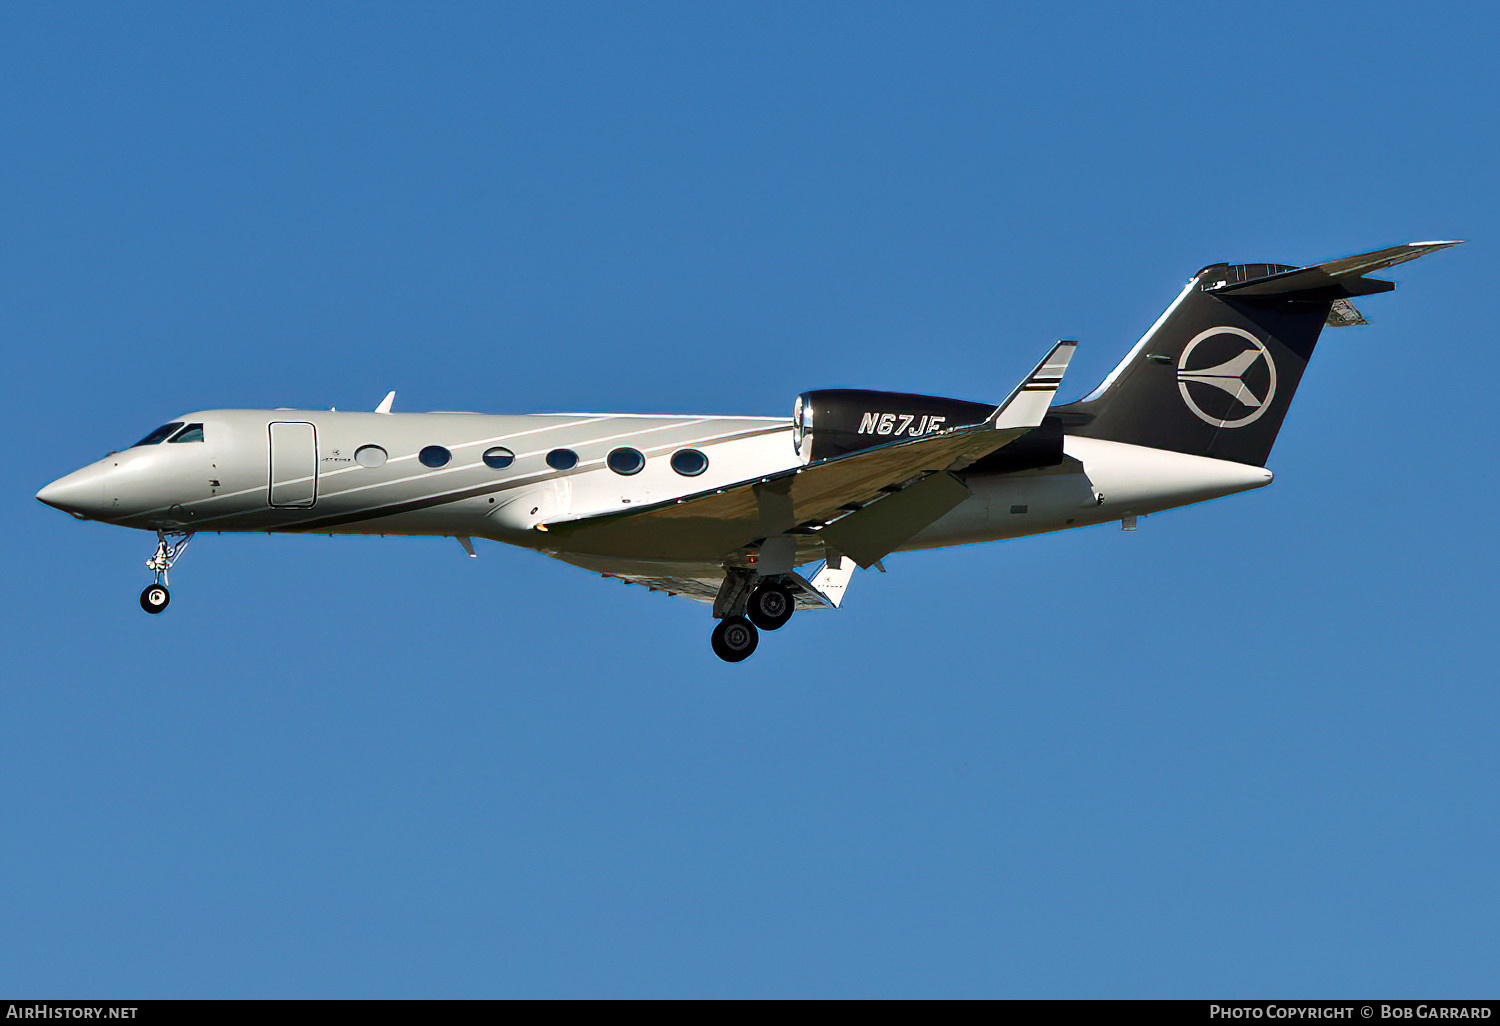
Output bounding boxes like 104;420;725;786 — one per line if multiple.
710;616;759;662
140;530;192;614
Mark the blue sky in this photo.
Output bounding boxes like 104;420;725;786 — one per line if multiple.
3;1;1497;997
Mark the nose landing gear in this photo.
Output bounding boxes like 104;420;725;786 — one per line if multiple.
140;530;193;614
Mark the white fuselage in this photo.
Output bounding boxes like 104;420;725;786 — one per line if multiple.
38;409;1271;569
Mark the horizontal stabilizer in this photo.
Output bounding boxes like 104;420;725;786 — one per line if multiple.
1206;241;1462;298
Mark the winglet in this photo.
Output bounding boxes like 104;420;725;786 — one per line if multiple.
375;391;396;414
990;340;1076;430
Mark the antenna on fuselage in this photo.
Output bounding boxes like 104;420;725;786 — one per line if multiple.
374;391;396;414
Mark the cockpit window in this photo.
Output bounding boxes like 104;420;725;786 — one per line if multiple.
169;424;204;443
131;423;184;447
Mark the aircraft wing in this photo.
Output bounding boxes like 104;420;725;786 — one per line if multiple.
539;341;1076;567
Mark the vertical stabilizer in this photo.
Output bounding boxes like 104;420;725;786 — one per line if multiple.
1054;242;1460;466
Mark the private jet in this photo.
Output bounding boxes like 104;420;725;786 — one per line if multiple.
36;242;1459;660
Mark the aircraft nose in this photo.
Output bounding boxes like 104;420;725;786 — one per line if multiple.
36;466;108;519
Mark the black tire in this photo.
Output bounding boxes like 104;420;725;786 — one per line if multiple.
139;584;170;614
710;616;759;662
746;581;794;631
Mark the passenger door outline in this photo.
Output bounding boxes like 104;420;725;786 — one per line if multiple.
268;421;318;508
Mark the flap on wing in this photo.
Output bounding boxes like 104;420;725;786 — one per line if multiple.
540;341;1076;562
819;470;972;568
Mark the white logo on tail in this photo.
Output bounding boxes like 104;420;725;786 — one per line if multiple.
1176;327;1278;428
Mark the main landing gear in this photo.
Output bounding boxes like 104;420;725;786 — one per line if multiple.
710;616;759;662
139;530;193;614
746;581;794;631
709;577;797;662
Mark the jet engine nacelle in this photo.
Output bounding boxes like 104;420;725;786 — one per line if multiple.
792;389;994;463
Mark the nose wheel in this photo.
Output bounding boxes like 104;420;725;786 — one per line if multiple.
140;530;192;614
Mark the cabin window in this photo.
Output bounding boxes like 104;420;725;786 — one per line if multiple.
482;447;515;470
169;424;204;443
419;445;452;468
670;448;708;476
131;423;184;447
606;447;645;475
546;449;578;471
355;445;387;468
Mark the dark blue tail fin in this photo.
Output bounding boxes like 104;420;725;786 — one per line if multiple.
1053;242;1460;466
